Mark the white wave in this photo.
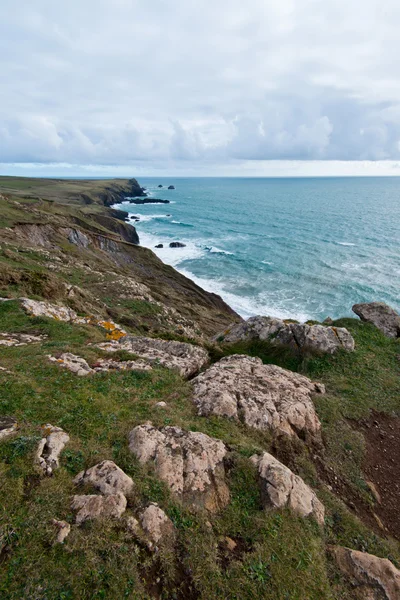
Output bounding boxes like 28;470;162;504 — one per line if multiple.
337;242;356;246
128;213;170;223
178;268;310;321
207;246;234;255
139;231;206;266
262;260;273;265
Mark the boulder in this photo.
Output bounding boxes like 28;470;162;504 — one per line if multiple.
128;503;175;549
168;185;175;190
0;416;17;441
129;424;229;512
71;492;127;524
49;353;93;376
331;546;400;600
352;302;400;338
192;355;323;438
155;244;164;248
36;424;70;476
73;460;134;496
96;336;209;378
158;185;163;188
169;242;186;248
251;452;325;525
219;316;355;354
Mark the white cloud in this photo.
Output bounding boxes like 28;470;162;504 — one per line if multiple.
1;1;400;173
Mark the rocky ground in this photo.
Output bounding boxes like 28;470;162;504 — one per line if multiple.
0;177;400;600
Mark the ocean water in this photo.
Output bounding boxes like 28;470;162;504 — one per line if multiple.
114;177;400;321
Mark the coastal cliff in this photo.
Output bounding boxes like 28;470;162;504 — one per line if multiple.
0;177;399;600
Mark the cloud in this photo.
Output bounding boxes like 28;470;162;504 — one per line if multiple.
1;0;400;172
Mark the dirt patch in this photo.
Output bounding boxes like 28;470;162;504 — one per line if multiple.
359;410;400;540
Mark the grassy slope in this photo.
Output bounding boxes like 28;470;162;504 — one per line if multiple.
0;178;399;599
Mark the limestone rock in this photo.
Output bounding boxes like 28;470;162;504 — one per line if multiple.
251;452;325;525
352;302;400;338
36;424;70;475
128;503;175;549
96;336;209;378
52;519;71;544
92;358;152;372
0;416;17;441
192;355;323;438
129;424;229;512
71;492;127;524
0;332;47;347
49;353;93;376
219;316;355;354
74;460;134;496
331;546;400;600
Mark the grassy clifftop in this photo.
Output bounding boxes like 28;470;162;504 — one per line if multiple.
0;177;399;599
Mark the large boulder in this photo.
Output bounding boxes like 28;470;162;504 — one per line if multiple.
128;424;229;512
331;546;400;600
71;492;127;525
192;355;323;438
73;460;134;496
36;424;69;476
352;302;400;338
96;336;208;378
219;316;355;354
251;452;325;525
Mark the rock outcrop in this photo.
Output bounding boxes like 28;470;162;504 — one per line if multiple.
192;355;323;438
49;353;93;376
127;503;175;549
71;492;127;524
0;416;17;441
48;353;152;376
0;332;47;347
331;546;400;600
96;336;209;378
128;424;229;512
73;460;134;496
251;452;325;525
218;316;355;354
352;302;400;338
36;424;70;476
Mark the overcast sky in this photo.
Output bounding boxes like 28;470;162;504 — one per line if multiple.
2;0;400;176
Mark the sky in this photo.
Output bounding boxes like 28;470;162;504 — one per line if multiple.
2;0;400;177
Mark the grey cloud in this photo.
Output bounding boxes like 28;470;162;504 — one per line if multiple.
1;0;400;169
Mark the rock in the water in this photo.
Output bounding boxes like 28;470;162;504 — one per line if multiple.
36;424;70;475
128;503;175;549
49;353;93;376
169;242;186;248
155;244;164;248
129;424;229;512
0;416;17;441
219;316;355;354
52;519;71;544
71;492;127;524
96;336;208;378
74;460;134;496
192;355;323;438
331;546;400;600
352;302;400;338
0;332;47;347
168;185;175;190
251;452;325;525
158;184;163;188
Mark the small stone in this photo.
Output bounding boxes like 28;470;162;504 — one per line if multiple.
224;536;237;552
0;416;17;441
71;492;127;524
36;424;69;476
52;519;71;544
73;460;134;496
155;401;167;408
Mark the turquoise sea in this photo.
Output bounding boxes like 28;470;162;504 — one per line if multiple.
115;177;400;321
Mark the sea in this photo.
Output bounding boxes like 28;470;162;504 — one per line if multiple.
113;177;400;322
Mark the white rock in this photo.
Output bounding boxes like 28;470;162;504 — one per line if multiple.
352;302;400;338
331;546;400;600
48;353;93;376
73;460;134;496
36;424;70;475
0;332;47;347
219;316;355;354
192;355;323;438
92;358;152;372
0;416;17;441
96;336;209;378
251;452;325;525
129;423;229;512
128;503;175;549
71;492;127;524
